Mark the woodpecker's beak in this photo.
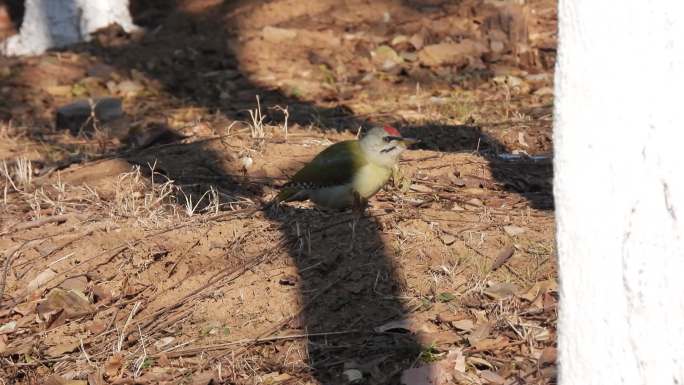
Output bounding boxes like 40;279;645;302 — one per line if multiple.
400;137;420;147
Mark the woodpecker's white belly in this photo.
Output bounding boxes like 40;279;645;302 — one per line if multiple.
307;163;392;209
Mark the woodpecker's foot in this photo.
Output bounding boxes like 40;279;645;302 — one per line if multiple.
351;191;369;218
348;219;357;253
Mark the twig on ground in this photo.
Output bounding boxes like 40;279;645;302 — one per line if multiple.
7;214;71;233
162;330;358;358
0;243;25;306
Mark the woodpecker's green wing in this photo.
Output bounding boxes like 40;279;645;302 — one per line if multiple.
276;140;366;202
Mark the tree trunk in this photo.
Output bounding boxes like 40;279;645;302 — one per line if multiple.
554;1;684;384
1;0;136;56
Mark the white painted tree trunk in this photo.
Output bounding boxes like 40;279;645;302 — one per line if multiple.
554;1;684;384
1;0;137;56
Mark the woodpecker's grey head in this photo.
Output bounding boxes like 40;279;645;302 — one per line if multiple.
360;125;418;168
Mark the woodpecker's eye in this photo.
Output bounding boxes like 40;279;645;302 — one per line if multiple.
383;136;392;142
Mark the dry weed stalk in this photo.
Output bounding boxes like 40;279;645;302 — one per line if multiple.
271;105;289;139
248;95;266;139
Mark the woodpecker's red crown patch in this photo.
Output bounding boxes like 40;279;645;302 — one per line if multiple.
383;125;401;137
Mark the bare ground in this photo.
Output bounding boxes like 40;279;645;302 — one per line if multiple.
0;1;557;384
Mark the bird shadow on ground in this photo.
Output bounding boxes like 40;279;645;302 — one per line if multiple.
0;0;552;383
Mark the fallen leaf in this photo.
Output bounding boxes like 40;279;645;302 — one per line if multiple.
484;282;519;300
490;245;515;271
59;276;88;292
468;322;492;345
543;292;557;311
538;347;557;366
45;338;79;356
472;336;509;351
467;356;495;369
13;301;38;316
410;184;433;193
87;368;104;385
480;370;506;384
88;320;106;335
262;372;292;384
374;319;414;333
465;198;484;208
42;375;67;385
105;353;124;378
400;348;465;385
157;352;171;367
27;268;57;292
262;26;297;43
375;318;436;335
155;336;175;349
540;365;558;379
533;328;552;342
37;288;94;320
436;292;456;303
191;371;217;385
0;321;17;334
517;280;558;302
503;225;526;237
450;319;475;332
435;311;466;323
92;285;113;304
342;369;363;384
417;330;460;346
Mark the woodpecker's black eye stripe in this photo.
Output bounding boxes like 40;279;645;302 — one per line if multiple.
383;136;403;142
380;146;397;153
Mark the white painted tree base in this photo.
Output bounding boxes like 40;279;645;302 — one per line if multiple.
1;0;137;56
554;0;684;384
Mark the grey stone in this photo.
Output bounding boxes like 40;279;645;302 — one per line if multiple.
55;97;123;135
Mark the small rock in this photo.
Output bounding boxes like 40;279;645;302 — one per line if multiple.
409;33;425;50
371;45;403;71
440;234;457;246
126;123;184;148
116;80;144;97
342;369;363;384
262;26;297;43
390;35;410;47
55;97;124;136
418;40;486;67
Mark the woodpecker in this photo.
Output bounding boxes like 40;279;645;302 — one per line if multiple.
275;125;417;210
